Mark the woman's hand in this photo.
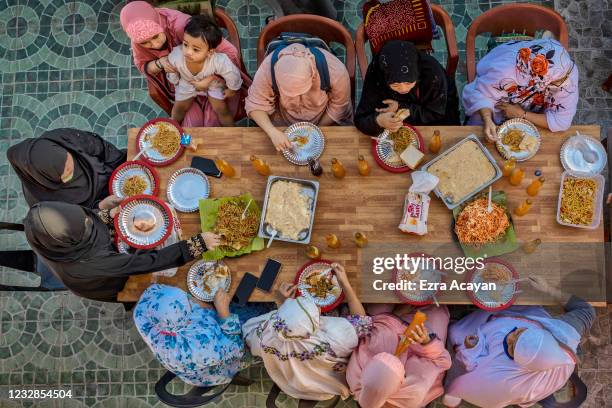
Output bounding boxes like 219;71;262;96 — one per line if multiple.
199;232;221;250
376;112;403;132
331;262;349;286
409;323;431;345
496;102;525;119
109;205;121;219
158;56;177;73
190;75;217;92
275;282;296;306
483;117;498;143
268;128;292;152
376;99;399;114
99;194;122;210
214;289;231;319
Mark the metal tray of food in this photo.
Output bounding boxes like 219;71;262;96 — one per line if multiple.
421;134;502;210
258;176;319;245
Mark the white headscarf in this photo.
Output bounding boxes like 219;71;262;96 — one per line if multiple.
242;296;359;401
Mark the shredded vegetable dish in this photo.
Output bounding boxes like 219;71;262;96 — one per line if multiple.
122;175;147;197
389;127;416;154
560;176;597;226
455;198;510;246
147;122;180;157
214;201;259;251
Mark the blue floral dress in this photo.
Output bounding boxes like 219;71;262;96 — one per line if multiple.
134;284;252;386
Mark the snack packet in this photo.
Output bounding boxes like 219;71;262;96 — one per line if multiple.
399;171;439;235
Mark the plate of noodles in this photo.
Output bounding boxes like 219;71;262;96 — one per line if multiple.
466;258;519;311
393;252;445;306
556;171;604;229
109;160;159;199
199;193;264;260
495;118;540;162
452;191;519;259
136;118;185;166
295;260;344;312
187;260;232;301
372;124;425;173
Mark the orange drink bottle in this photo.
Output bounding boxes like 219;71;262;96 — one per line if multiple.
395;310;428;355
326;234;341;249
331;158;346;179
514;199;532;216
305;245;321;259
358;155;371;176
526;177;545;196
502;157;517;177
215;158;235;177
250;155;271;176
354;232;368;248
509;167;525;186
429;130;442;154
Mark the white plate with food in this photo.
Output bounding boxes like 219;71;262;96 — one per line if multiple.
467;259;519;311
136;118;185;166
114;195;174;249
110;161;159;199
496;118;540;162
187;260;231;302
283;122;325;165
295;260;344;311
167;167;210;212
394;253;444;305
373;125;425;172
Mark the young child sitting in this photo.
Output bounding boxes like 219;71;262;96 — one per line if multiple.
167;14;242;126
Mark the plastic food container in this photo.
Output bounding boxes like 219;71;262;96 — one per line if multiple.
556;171;605;229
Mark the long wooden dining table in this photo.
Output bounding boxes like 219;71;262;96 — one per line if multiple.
117;125;607;306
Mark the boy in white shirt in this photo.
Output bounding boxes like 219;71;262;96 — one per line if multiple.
167;14;242;126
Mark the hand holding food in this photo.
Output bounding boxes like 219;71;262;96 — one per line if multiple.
376;111;403;132
200;232;221;250
213;289;231;319
375;99;399;114
331;262;348;285
483;117;498;143
99;194;122;210
277;282;297;300
410;323;431;345
268;128;293;152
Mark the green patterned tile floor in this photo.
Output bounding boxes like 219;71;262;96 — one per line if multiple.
1;0;611;406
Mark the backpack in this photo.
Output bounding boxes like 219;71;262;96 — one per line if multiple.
265;32;331;95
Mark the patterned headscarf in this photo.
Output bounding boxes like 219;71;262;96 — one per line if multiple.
120;1;164;43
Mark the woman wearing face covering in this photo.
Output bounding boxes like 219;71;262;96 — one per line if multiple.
7;128;126;209
443;276;595;408
242;263;371;402
355;40;460;136
20;201;220;302
347;304;451;408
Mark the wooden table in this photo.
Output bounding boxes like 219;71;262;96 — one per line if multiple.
118;125;607;306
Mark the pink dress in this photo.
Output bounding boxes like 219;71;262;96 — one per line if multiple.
245;43;353;126
347;306;451;407
122;6;248;127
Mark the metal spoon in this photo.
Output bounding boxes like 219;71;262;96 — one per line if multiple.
241;199;253;220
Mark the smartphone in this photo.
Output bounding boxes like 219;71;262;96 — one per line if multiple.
232;272;258;306
191;156;222;178
256;258;282;292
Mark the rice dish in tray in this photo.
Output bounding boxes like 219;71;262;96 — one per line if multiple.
427;140;496;204
264;180;312;240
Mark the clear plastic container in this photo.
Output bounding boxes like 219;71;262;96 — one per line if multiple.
556;171;605;229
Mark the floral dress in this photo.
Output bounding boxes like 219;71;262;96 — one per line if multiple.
134;284;250;386
462;39;579;132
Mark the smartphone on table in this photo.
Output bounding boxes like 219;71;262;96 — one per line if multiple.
191;156;222;178
232;272;258;306
256;258;282;292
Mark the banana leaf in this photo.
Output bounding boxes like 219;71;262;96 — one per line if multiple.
452;191;519;259
199;193;264;260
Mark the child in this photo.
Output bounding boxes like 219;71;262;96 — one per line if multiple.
167;14;242;126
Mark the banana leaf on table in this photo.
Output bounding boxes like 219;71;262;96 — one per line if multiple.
451;191;519;259
199;193;264;261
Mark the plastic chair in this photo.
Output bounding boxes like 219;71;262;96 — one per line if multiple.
256;14;356;103
266;383;340;408
355;4;459;80
466;3;569;83
147;7;250;115
538;371;588;408
155;370;253;407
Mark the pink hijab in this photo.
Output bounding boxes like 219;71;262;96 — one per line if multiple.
347;306;451;408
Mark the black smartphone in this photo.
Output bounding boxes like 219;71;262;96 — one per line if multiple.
232;272;258;306
256;258;282;292
191;156;222;178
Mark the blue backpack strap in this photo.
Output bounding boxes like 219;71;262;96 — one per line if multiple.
308;46;331;92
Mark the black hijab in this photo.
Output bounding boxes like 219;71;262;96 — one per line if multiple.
24;201;106;263
7;128;125;208
378;40;420;84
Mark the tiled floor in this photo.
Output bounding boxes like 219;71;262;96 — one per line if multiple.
0;0;610;407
